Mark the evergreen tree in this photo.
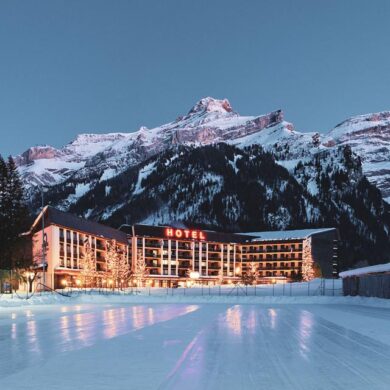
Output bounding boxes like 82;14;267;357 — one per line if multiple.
0;155;8;260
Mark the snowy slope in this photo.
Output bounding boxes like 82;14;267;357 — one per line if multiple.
326;111;390;202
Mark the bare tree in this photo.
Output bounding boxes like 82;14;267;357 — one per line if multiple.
106;239;130;289
80;238;97;288
134;249;148;288
302;237;315;281
241;262;259;285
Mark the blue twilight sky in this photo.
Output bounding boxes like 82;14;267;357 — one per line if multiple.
1;0;390;156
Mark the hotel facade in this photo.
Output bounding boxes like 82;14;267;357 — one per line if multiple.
29;207;339;289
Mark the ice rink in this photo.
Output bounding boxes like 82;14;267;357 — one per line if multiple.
0;302;389;389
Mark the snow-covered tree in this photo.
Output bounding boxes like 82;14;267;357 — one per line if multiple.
302;237;315;281
80;238;97;287
106;239;130;289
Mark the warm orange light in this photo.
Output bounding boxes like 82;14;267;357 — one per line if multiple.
75;279;81;286
189;271;200;279
61;279;68;286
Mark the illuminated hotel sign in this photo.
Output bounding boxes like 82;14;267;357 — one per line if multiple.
165;228;206;240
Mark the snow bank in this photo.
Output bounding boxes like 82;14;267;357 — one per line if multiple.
339;262;390;278
1;291;389;309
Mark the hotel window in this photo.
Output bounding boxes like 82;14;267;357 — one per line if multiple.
66;230;71;241
59;228;64;241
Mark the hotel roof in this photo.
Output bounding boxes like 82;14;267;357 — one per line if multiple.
29;206;128;244
244;228;338;242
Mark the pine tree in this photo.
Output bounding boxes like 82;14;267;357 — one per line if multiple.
0;156;29;270
0;155;8;266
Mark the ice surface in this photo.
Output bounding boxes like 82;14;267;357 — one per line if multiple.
0;295;389;390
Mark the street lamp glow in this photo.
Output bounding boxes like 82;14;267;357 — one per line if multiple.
189;271;200;279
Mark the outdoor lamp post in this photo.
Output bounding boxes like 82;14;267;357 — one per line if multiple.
189;271;200;279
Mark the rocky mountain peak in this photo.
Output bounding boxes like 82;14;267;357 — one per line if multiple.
187;97;234;115
14;145;63;165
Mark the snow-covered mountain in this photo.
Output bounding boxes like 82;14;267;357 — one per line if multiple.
15;97;390;205
15;98;287;187
326;112;390;202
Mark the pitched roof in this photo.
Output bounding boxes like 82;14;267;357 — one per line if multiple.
30;206;128;244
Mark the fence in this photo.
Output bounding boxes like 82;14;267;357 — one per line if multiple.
58;278;343;298
2;278;343;300
342;274;390;299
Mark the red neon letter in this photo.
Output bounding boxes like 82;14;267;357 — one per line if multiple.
199;231;206;240
191;230;198;239
166;228;173;237
175;229;182;238
183;230;190;238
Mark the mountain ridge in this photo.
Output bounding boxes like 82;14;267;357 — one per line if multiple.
14;96;390;205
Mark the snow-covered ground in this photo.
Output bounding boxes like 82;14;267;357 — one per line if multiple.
0;290;389;390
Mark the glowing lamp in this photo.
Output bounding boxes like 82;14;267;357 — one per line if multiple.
189;271;200;279
61;279;68;287
75;279;81;286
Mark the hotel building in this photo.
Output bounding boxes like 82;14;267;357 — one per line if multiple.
28;206;339;289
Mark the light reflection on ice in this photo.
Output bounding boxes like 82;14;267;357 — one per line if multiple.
226;306;242;336
268;308;277;329
246;308;257;334
11;323;17;340
26;320;41;355
0;304;200;377
298;310;314;360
